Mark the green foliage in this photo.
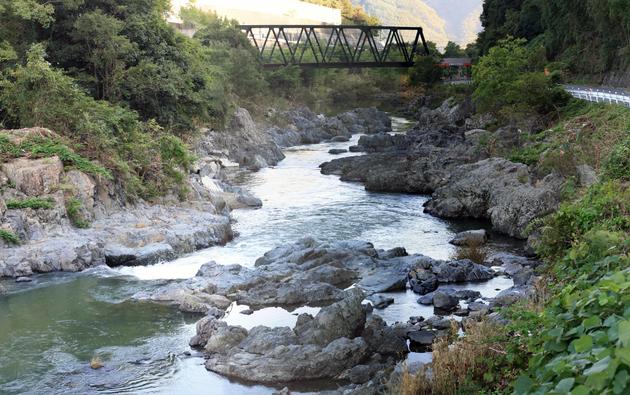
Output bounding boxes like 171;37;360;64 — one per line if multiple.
517;267;630;395
65;198;89;228
516;172;630;394
0;46;192;200
6;197;55;210
443;41;466;57
0;229;20;244
477;0;630;76
602;139;630;181
537;181;630;261
472;37;568;117
0;0;229;132
265;66;303;99
409;56;443;86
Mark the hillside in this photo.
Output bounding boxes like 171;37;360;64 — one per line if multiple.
351;0;483;47
477;0;630;86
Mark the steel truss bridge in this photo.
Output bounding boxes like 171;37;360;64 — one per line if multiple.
239;25;430;68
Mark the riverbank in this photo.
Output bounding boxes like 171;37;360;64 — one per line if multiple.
0;107;391;278
0;106;539;394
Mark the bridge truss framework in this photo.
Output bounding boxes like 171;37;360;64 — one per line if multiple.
239;25;430;68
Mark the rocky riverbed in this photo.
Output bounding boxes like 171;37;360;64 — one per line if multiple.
1;102;543;394
320;98;566;241
0;107;391;278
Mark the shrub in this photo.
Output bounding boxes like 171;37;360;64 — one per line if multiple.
452;241;487;264
472;37;569;117
516;267;630;395
391;320;524;395
0;229;20;244
6;197;55;210
409;56;443;87
537;181;630;261
65;198;89;228
0;45;194;200
602;138;630;181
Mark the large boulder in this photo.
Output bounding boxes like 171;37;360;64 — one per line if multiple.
449;229;488;246
408;258;495;295
294;288;366;346
432;290;459;312
198;108;285;170
1;156;63;196
425;158;563;238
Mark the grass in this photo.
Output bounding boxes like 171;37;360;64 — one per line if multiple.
1;134;112;179
0;229;20;244
391;320;518;395
452;241;487;264
6;197;55;210
65;198;90;228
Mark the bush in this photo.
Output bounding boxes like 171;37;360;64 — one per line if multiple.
602;138;630;181
537;181;630;261
0;45;194;200
0;229;20;244
6;197;55;210
472;37;569;117
451;241;487;264
409;56;443;86
65;198;89;228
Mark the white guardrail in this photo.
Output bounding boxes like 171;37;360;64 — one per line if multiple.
564;85;630;108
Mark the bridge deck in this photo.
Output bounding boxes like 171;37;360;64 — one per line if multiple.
239;25;429;68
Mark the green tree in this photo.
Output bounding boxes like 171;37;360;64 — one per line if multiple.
72;10;134;100
472;37;567;116
443;41;466;57
409;56;442;86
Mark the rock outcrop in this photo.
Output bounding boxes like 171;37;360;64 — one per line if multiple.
195;289;406;384
424;158;563;238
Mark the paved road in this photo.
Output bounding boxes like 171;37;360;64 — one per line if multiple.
564;85;630;108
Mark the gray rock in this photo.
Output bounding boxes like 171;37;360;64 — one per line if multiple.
104;243;175;267
432;291;459;312
204;325;248;354
294;288;366;346
1;156;63;196
512;267;534;286
15;276;32;283
417;294;433;305
331;136;350;142
491;286;533;307
407;330;436;351
408;258;494;295
576;164;598;187
449;229;488;246
367;294;394;309
328;148;348;155
468;301;490;313
425;158;563;238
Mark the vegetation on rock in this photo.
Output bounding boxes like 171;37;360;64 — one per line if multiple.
6;197;55;210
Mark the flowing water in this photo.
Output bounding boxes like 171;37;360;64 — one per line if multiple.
0;117;517;394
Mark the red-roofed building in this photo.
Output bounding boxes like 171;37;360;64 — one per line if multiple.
439;57;472;80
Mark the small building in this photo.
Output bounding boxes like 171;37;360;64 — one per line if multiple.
440;57;472;80
168;0;342;36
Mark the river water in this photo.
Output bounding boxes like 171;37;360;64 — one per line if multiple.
0;117;516;394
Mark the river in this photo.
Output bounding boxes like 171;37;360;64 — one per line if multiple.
0;117;516;394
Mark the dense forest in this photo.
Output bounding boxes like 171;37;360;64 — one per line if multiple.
477;0;630;78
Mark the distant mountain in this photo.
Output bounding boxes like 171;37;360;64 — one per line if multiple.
351;0;482;47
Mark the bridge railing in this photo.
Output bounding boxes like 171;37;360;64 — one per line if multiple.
564;85;630;108
239;25;429;68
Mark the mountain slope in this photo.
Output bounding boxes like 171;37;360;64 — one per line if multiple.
351;0;482;47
